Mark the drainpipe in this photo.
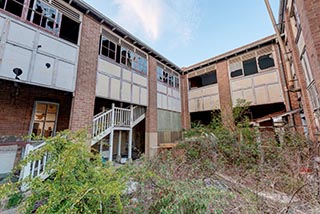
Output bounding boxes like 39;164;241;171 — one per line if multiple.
264;0;294;89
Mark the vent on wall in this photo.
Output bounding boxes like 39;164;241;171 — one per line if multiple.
43;0;80;22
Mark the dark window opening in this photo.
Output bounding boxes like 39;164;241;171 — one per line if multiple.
59;15;80;44
1;0;24;17
100;36;117;60
258;54;275;70
230;69;243;78
189;71;217;89
243;58;258;76
116;45;121;63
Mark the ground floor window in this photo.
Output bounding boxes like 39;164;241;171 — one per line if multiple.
30;101;59;138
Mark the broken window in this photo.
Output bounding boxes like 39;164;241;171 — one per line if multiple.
169;74;174;87
157;66;163;81
174;74;180;89
59;15;80;44
30;102;59;138
163;71;168;83
230;69;243;78
243;58;258;76
132;52;147;74
258;54;275;70
189;71;217;89
28;0;61;35
100;36;117;60
0;0;24;17
120;47;127;65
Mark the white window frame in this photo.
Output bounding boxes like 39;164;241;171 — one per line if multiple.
29;101;60;138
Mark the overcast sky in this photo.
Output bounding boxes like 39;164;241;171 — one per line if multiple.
84;0;279;67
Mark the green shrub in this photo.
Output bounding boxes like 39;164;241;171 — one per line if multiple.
5;192;23;209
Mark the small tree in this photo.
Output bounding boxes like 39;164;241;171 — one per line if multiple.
0;130;128;213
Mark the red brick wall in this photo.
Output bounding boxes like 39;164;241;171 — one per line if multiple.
216;61;235;130
0;79;72;139
69;15;100;131
284;10;317;141
145;56;158;157
180;73;191;130
296;0;320;94
146;56;158;133
273;44;303;134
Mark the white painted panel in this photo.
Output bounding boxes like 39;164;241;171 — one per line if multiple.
297;33;305;56
202;85;218;96
232;91;243;106
157;93;162;108
123;69;131;81
122;82;131;102
253;72;278;86
98;59;121;77
110;78;120;99
1;43;32;81
140;88;147;106
167;97;173;110
7;21;35;48
172;89;180;99
232;78;252;91
56;61;75;91
132;85;140;104
32;54;55;85
96;73;109;97
268;84;283;103
213;95;220;109
0;145;17;174
196;98;203;111
167;88;172;96
188;99;194;112
0;16;5;40
255;87;268;104
243;89;255;104
133;73;147;87
189;88;202;99
157;83;167;94
162;94;168;109
203;96;212;110
38;34;77;62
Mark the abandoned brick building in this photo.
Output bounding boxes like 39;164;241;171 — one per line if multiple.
0;0;319;178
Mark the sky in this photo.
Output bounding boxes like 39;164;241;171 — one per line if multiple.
83;0;279;67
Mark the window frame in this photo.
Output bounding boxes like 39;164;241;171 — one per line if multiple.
28;0;62;36
0;0;25;18
29;101;60;139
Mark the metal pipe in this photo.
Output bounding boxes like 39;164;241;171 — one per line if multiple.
264;0;294;88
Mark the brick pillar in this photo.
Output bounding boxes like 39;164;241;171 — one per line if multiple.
273;44;303;134
69;16;100;134
180;73;191;130
216;60;235;130
145;56;158;158
284;11;317;142
297;0;320;94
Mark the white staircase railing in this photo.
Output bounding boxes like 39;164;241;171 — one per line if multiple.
91;104;146;146
20;142;48;191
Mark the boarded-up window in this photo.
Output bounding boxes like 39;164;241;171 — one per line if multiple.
243;58;258;76
258;54;275;70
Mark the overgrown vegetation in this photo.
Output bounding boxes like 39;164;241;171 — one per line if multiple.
1;99;319;213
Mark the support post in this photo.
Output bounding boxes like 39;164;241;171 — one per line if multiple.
109;103;115;162
116;131;122;162
128;105;133;161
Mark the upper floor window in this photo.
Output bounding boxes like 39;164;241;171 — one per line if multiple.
189;70;217;89
230;53;275;78
300;48;313;85
0;0;24;17
27;0;61;36
156;65;179;89
100;34;148;75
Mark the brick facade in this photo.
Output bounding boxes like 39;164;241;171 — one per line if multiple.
0;79;72;140
284;10;318;142
69;15;100;133
180;73;191;130
296;0;320;95
145;56;158;158
273;44;303;134
216;61;235;130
